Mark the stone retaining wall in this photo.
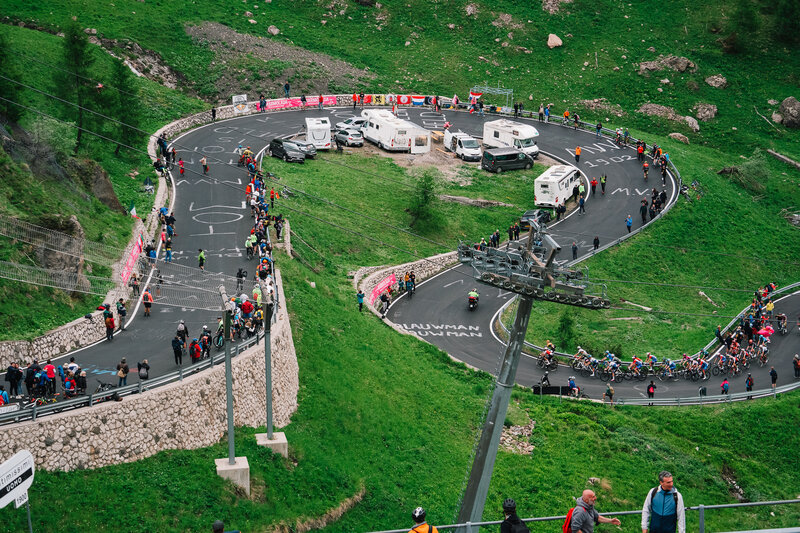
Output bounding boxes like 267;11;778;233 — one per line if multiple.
4;269;298;472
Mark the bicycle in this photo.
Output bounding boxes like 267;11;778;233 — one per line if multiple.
246;246;254;260
213;331;225;351
537;354;558;371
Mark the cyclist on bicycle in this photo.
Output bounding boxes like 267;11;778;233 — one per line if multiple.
245;233;257;258
646;352;658;370
699;356;709;379
642;160;649;180
776;313;788;334
545;339;556;352
629;355;643;374
541;349;554;364
200;326;212;358
575;346;588;359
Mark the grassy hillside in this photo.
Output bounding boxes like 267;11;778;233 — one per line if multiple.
0;24;206;339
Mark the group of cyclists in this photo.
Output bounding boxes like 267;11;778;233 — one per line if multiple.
637;141;670;183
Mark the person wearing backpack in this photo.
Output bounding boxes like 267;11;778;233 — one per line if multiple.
641;471;685;533
647;381;656;405
409;507;437;533
566;490;621;533
500;498;529;533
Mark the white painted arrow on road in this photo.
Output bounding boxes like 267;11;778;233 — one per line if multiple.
444;279;464;288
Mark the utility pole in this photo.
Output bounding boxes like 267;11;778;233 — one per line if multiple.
215;285;250;495
255;274;289;457
456;223;609;531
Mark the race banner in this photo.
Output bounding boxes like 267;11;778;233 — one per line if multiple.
397;94;411;105
232;94;249;114
260;96;337;111
120;234;144;284
369;273;397;305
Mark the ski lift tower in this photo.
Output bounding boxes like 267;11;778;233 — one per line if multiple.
469;81;514;108
455;223;609;532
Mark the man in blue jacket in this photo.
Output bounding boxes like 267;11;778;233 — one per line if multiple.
641;471;685;533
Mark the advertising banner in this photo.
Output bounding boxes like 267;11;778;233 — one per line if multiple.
369;273;397;305
120;234;144;284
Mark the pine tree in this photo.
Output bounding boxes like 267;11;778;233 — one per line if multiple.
55;21;96;153
110;58;144;156
0;33;23;122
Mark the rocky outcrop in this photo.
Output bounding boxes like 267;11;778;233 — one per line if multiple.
542;0;572;13
637;103;699;132
3;270;298;472
547;34;563;48
64;158;125;213
779;97;800;128
668;132;690;144
693;103;718;121
705;75;728;88
638;55;696;75
577;98;626;117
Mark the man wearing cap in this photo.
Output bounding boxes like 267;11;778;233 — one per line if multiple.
212;519;240;533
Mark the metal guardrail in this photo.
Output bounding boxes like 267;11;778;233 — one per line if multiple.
0;331;265;426
368;498;800;533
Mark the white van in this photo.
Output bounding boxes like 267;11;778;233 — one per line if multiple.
361;109;431;153
443;130;482;161
304;117;332;150
534;165;581;208
482;119;540;158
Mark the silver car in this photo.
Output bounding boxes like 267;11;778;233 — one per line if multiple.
334;117;367;131
335;129;364;147
292;140;317;159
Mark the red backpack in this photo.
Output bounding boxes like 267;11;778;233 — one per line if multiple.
562;507;577;533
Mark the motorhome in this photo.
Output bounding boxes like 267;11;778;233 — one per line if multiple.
482;119;540;158
304;117;332;150
361;109;431;153
534;165;581;207
443;130;482;161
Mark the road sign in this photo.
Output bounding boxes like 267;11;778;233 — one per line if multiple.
0;450;35;509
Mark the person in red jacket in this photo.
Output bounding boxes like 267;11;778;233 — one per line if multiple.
590;177;598;196
241;299;254;319
189;339;202;363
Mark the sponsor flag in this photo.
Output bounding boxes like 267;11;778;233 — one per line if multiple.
397;94;411;105
129;201;139;219
411;95;425;106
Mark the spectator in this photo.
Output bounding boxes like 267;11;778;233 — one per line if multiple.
579;195;586;215
626;215;633;233
793;354;800;379
603;383;614;406
211;106;217;122
116;358;129;387
593;236;600;250
409;507;437;533
575;146;581;163
380;291;390;319
720;378;729;395
647;380;656;405
6;362;23;398
43;359;56;395
571;489;621;533
357;289;365;312
572;242;578;260
167;337;182;368
769;366;777;390
284;82;290;98
641;470;686;533
501;498;526;533
745;373;754;400
138;360;150;380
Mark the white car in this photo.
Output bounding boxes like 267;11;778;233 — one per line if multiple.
334;117;368;131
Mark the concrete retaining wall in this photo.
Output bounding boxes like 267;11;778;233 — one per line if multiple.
4;269;298;472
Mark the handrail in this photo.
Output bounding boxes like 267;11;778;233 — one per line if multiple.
367;498;800;533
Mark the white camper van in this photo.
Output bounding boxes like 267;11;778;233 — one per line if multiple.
443;130;482;161
482;119;540;158
534;165;581;208
361;109;431;153
304;117;332;150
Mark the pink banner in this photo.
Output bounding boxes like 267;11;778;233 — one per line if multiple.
120;236;144;284
369;273;397;305
257;96;338;111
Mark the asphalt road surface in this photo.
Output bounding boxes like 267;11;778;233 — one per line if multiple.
34;106;798;402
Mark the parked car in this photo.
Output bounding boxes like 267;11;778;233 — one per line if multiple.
519;209;551;231
334;117;368;131
292;139;317;159
335;129;364;147
267;138;306;163
481;148;534;173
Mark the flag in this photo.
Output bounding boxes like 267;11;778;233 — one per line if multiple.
469;91;483;99
411;95;425;106
129;201;139;219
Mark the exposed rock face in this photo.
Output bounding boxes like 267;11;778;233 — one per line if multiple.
542;0;572;14
64;158;125;213
638;55;696;75
465;2;478;16
637;103;699;131
705;74;728;88
693;102;718;121
33;215;90;294
669;132;690;144
577;98;626;116
547;33;563;48
779;97;800;128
